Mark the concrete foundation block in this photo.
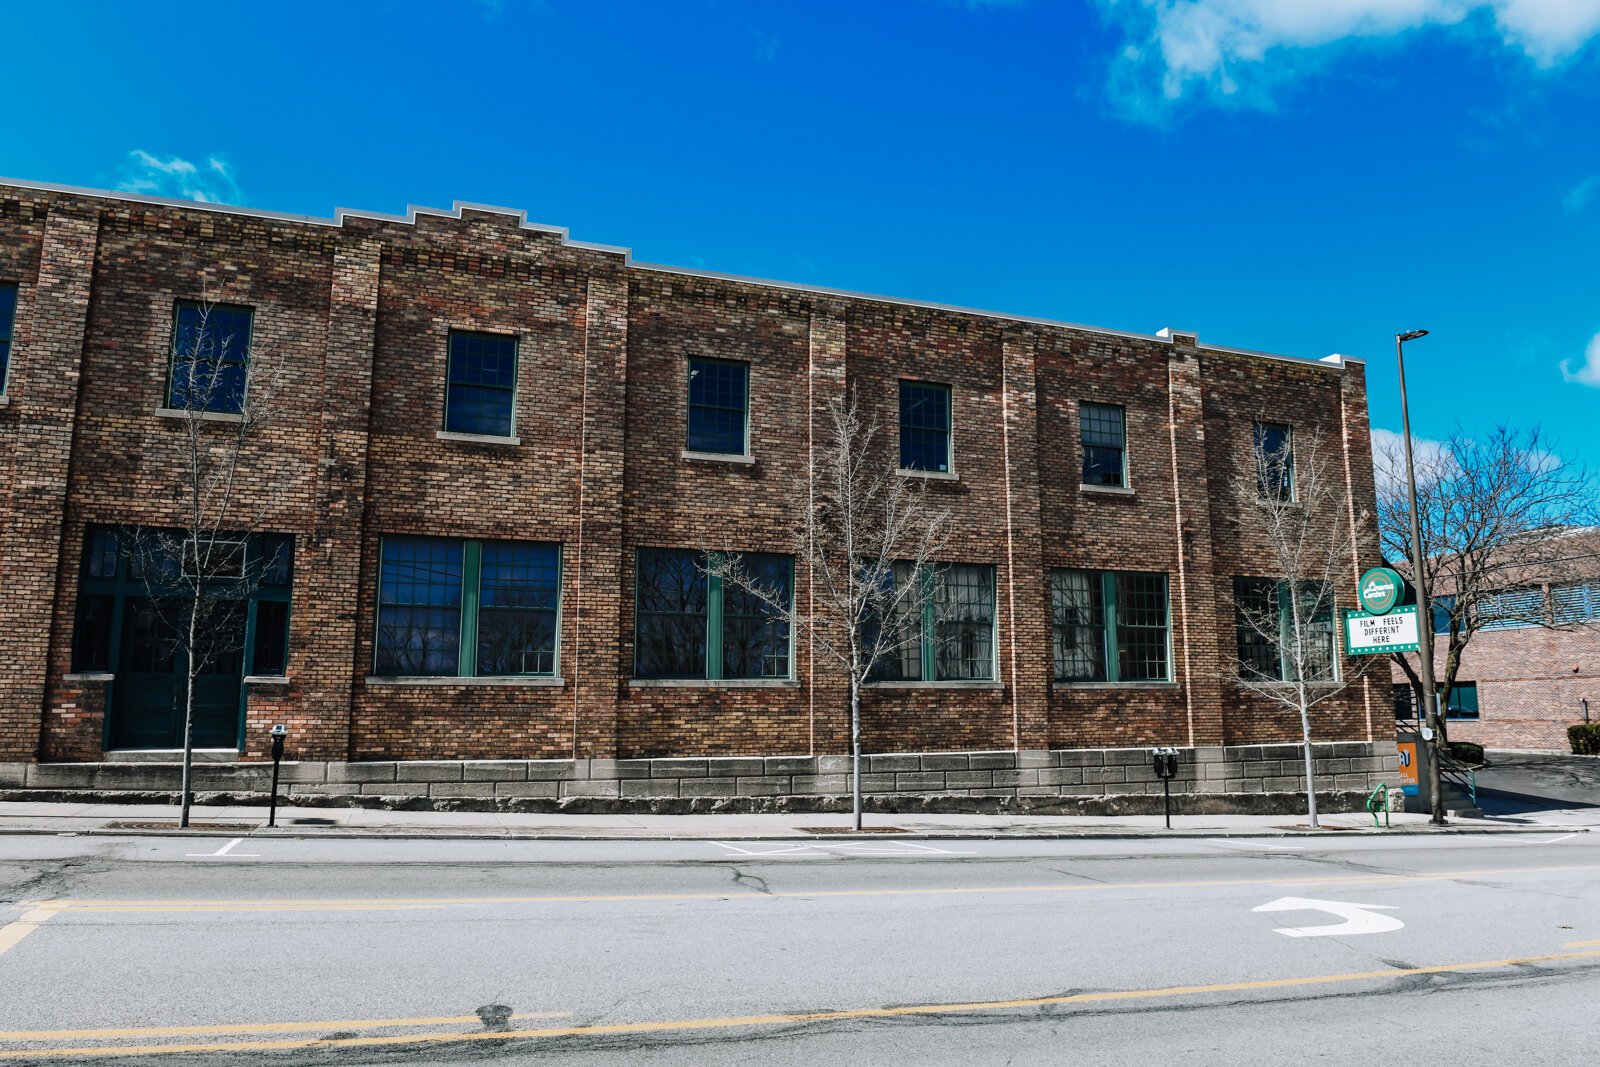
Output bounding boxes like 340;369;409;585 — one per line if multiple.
26;764;100;789
860;773;897;793
943;770;994;789
816;755;853;774
622;778;680;798
1016;750;1057;768
920;753;970;771
991;769;1039;787
462;761;529;782
894;772;948;791
1105;749;1150;766
793;775;848;794
650;759;708;778
736;776;792;796
561;780;622;798
338;762;397;784
678;778;737;798
1056;750;1105;767
588;759;652;780
287;782;357;795
394;762;464;783
276;762;327;783
706;758;765;778
1036;767;1084;786
428;782;496;798
526;761;581;781
494;781;560;798
969;752;1017;769
764;757;815;775
359;782;431;796
866;754;921;773
0;763;27;788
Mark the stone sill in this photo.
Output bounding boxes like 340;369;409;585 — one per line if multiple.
154;407;245;423
1054;681;1179;691
243;675;291;686
436;430;521;447
895;468;959;481
866;680;1003;690
0;395;9;407
365;675;565;687
681;450;755;465
1237;680;1344;690
1080;483;1135;496
63;672;115;682
628;678;799;689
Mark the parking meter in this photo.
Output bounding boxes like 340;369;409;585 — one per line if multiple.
268;724;287;828
1151;747;1180;828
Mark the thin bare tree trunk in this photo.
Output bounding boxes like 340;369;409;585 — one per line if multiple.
1298;680;1318;828
850;677;862;832
179;605;199;829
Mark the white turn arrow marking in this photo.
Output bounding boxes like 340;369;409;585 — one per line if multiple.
1252;896;1403;937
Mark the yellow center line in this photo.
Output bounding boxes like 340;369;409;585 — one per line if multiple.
1562;938;1600;948
0;1012;570;1042
6;949;1600;1060
0;902;65;960
45;863;1600;914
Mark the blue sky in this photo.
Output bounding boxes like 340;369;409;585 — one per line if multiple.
2;0;1597;468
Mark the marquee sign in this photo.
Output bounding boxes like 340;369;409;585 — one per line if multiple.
1343;604;1420;655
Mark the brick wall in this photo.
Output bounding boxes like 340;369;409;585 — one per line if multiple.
0;181;1381;770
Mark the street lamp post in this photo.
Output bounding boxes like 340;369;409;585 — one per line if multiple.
1396;329;1445;825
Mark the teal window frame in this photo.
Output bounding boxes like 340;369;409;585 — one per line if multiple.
374;535;562;678
1444;682;1480;721
71;525;294;751
633;548;794;681
0;282;16;395
1233;577;1337;682
871;563;996;681
1051;569;1170;683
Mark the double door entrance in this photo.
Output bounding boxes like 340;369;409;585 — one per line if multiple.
110;599;245;750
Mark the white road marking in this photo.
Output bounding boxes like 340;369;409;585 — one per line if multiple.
1513;833;1580;846
710;841;973;858
185;838;260;859
1253;896;1404;937
1205;839;1306;852
0;901;66;959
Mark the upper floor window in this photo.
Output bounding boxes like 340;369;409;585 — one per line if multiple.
1080;402;1127;488
871;563;995;681
899;382;951;473
1445;682;1480;721
1253;422;1294;500
375;535;559;677
444;331;518;437
1553;581;1600;625
634;548;793;680
0;282;16;394
1233;577;1336;682
1477;586;1545;631
1051;569;1169;682
168;301;253;414
687;358;749;455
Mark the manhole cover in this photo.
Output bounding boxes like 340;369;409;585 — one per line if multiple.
105;821;257;832
798;826;909;835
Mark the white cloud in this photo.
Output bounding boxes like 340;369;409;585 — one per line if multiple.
115;150;244;205
1565;174;1600;212
1371;426;1454;496
1560;331;1600;387
1100;0;1600;117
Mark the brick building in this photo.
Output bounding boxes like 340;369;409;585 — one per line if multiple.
0;178;1400;805
1397;532;1600;752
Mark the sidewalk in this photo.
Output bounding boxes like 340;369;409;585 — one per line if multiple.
0;800;1584;840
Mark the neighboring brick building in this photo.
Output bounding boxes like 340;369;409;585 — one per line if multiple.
0;177;1399;803
1396;534;1600;752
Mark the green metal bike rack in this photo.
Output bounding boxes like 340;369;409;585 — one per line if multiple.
1365;783;1390;829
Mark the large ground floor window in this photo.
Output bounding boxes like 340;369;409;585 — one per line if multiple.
634;548;793;680
870;563;996;682
71;525;293;750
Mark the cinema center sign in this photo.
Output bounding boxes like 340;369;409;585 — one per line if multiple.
1343;566;1421;655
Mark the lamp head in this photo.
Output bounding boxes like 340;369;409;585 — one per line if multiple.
1397;329;1429;343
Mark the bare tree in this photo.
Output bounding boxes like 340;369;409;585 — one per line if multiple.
709;389;950;830
1375;425;1598;737
125;295;295;827
1230;426;1364;829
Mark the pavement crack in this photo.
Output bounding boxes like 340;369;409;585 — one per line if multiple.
730;865;773;895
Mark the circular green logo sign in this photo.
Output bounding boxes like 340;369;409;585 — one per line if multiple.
1358;567;1405;614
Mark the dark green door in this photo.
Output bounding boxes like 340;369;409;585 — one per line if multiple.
111;599;244;750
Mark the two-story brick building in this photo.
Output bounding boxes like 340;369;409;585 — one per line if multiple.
0;178;1399;808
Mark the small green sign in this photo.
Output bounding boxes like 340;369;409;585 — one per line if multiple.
1357;567;1405;615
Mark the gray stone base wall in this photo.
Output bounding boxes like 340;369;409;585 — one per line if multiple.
0;742;1400;811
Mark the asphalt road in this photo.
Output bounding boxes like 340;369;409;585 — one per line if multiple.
3;830;1599;1065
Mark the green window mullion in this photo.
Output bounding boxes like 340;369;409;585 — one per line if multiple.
1102;571;1121;684
706;563;724;680
460;540;483;677
920;566;937;682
